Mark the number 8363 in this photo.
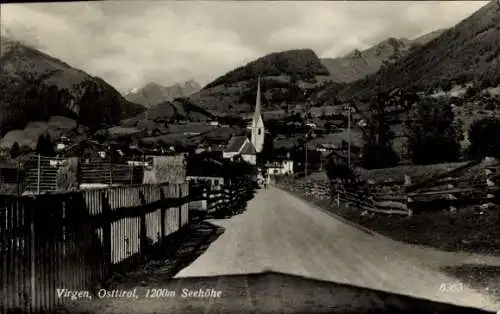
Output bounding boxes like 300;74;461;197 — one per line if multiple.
439;282;464;293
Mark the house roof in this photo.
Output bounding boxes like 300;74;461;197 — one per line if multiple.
186;157;224;178
224;136;248;153
240;141;256;155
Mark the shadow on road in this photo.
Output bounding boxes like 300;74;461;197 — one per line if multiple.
105;221;225;289
441;264;500;303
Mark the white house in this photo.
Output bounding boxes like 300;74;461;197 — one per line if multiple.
266;160;294;176
55;136;71;152
315;143;337;153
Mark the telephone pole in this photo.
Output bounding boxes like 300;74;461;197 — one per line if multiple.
344;105;354;168
305;111;309;179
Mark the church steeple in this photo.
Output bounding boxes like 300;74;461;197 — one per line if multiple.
253;76;262;125
251;76;265;153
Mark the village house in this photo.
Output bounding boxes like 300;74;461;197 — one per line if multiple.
305;122;317;129
186;154;225;187
62;139;107;159
223;136;257;165
266;159;294;176
315;143;337;154
54;136;71;152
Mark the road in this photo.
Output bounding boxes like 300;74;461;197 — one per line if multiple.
68;186;500;313
174;186;499;311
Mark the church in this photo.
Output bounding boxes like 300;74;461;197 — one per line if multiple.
223;76;265;166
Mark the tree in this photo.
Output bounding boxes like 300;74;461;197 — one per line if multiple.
10;142;21;159
406;98;462;164
258;135;275;166
325;155;357;203
465;85;479;99
35;133;55;157
43;133;55;157
35;134;45;155
467;117;500;159
441;80;453;95
361;93;399;169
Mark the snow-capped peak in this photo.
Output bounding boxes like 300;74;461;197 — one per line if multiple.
128;87;139;94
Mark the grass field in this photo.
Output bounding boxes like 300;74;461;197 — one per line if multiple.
355;162;470;184
0;116;77;149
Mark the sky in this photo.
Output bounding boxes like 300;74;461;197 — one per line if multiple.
0;1;489;93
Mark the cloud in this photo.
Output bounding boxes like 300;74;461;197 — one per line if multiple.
0;1;489;92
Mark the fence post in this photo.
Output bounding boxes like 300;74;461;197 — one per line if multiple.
29;199;36;311
138;190;147;263
404;174;412;187
101;191;112;275
130;163;134;186
225;179;231;212
16;159;21;196
37;154;41;194
202;185;208;212
159;187;166;240
75;157;81;190
108;158;113;186
178;184;182;229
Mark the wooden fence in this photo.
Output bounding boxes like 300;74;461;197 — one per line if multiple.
0;178;251;313
188;178;252;217
3;155;147;194
275;158;500;216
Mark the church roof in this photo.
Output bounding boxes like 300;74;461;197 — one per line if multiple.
240;141;256;155
224;136;248;153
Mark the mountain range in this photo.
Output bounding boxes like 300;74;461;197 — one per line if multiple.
320;29;446;83
1;0;498;144
0;37;145;138
332;0;500;103
124;80;201;108
188;49;330;114
120;97;214;132
188;0;499;115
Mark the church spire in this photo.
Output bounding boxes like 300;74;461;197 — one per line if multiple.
253;76;262;124
250;76;265;153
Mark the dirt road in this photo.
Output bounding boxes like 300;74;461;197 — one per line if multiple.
175;186;499;312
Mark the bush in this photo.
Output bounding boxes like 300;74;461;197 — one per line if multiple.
361;142;400;169
406;98;462;164
10;142;20;159
467;117;500;159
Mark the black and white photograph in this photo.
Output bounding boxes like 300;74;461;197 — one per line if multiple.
0;0;499;313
